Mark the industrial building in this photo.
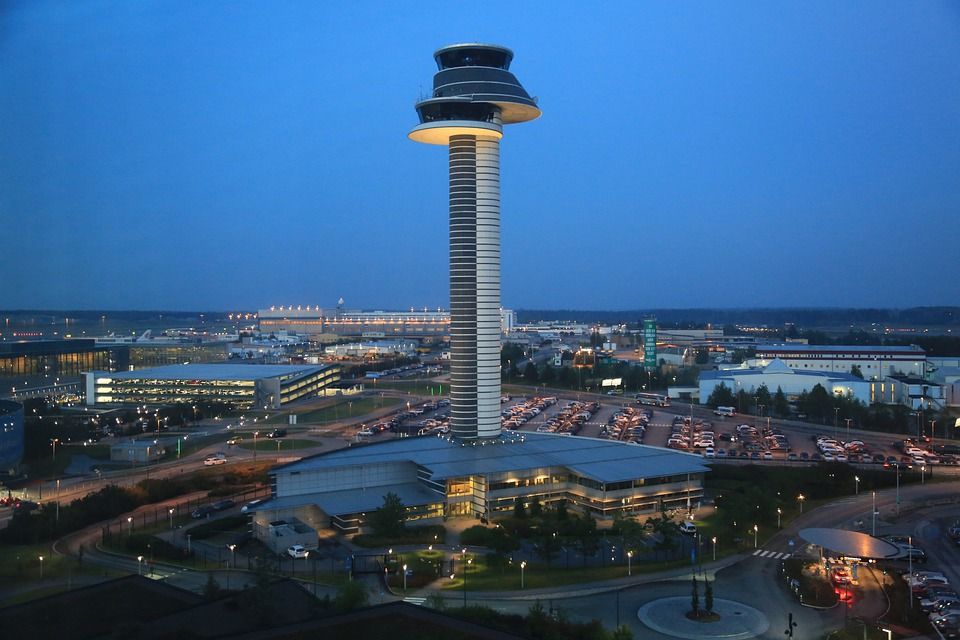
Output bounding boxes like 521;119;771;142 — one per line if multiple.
254;432;707;533
752;344;926;380
700;358;871;405
83;363;339;409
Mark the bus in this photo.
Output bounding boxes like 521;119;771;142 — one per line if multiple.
635;392;670;407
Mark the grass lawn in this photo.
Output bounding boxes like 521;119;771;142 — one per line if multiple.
288;396;403;424
236;438;319;452
0;543;80;584
429;552;688;592
370;381;449;397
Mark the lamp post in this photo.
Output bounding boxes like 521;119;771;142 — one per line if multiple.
627;550;633;576
872;491;877;536
921;465;926;485
753;524;758;548
463;558;472;606
227;543;236;568
854;475;860;496
127;516;133;537
844;418;853;441
51;438;60;461
137;555;144;576
895;463;901;516
711;536;717;561
276;439;281;457
169;507;175;529
797;494;805;514
520;560;526;589
253;431;259;460
777;508;782;529
402;563;408;591
39;555;44;580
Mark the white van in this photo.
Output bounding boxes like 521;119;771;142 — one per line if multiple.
714;407;735;417
679;521;697;535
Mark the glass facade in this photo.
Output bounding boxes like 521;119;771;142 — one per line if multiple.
0;340;112;378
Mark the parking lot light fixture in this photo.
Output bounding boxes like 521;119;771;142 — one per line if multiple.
520;560;526;589
627;550;633;576
137;555;144;576
711;536;717;561
39;555;44;579
403;564;408;591
127;516;133;536
880;629;892;640
797;494;805;514
753;524;758;548
854;475;860;495
168;507;175;529
777;507;782;528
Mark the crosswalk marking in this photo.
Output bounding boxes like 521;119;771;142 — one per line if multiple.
403;597;427;605
753;549;791;560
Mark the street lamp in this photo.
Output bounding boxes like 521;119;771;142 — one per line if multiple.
777;507;782;529
627;550;633;576
520;560;526;589
137;555;144;576
753;524;758;548
854;475;860;496
921;465;926;485
463;558;472;606
50;438;60;461
402;563;408;591
168;507;175;529
253;431;259;460
872;491;878;536
797;494;805;514
227;543;236;568
711;536;717;561
881;628;892;640
127;516;133;537
39;555;44;580
895;463;901;516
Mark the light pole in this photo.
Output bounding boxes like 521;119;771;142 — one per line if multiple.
872;491;877;536
854;475;860;496
797;494;805;514
844;418;852;441
169;507;175;529
463;558;472;606
137;555;144;576
39;555;44;580
402;563;408;591
895;464;901;516
520;560;526;589
711;536;717;561
921;465;926;485
777;508;782;529
627;550;633;576
276;439;281;457
127;516;133;537
753;524;759;548
51;438;60;461
833;407;839;440
253;431;259;460
227;543;236;568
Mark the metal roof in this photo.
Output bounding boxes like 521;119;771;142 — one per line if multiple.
757;344;924;355
98;363;330;382
275;432;708;484
798;528;901;559
250;482;443;515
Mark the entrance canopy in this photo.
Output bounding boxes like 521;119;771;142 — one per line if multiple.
798;528;901;559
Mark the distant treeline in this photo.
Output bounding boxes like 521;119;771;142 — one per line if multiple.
516;307;960;328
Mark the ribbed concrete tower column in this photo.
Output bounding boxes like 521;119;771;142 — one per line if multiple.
410;43;540;441
449;135;501;439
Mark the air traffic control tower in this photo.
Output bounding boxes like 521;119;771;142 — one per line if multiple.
410;44;540;441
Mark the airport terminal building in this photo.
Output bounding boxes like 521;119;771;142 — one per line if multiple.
255;432;707;533
84;363;340;409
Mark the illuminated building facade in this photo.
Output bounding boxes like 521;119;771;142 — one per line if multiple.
84;363;339;409
257;307;515;338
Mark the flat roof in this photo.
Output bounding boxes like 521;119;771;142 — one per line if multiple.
757;344;924;355
275;432;708;484
96;363;331;382
798;528;901;559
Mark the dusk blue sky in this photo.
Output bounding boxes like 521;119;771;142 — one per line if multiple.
2;1;959;311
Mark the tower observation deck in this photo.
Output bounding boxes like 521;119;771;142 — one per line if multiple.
410;43;540;441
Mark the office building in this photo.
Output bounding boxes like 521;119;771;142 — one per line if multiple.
84;363;339;409
410;43;540;440
700;358;871;404
255;432;707;533
752;344;926;380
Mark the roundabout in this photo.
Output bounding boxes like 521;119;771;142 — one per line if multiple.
637;597;769;640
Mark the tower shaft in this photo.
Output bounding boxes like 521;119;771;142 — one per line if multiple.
449;135;501;440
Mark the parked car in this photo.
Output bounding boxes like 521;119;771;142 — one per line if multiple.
679;522;697;535
191;505;215;519
212;499;236;511
267;429;287;438
287;544;309;558
204;453;227;466
241;498;265;514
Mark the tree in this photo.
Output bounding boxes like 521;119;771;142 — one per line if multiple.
370;492;406;538
611;625;634;640
529;496;543;518
773;386;789;418
513;497;527;519
540;363;556;384
334;580;368;613
691;576;700;616
706;383;735;409
523;362;539;383
851;364;864;379
755;384;772;413
203;573;222;600
705;578;714;613
695;348;710;365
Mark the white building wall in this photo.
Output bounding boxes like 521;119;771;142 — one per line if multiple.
274;461;418;497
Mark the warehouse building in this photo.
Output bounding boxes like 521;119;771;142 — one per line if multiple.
700;358;871;405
